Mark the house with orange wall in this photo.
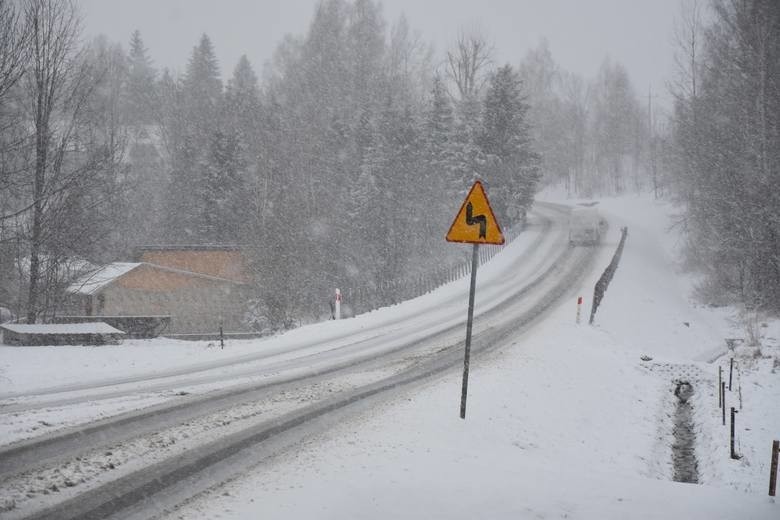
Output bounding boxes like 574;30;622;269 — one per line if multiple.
63;246;252;334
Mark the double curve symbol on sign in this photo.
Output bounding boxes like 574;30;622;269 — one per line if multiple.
465;202;487;239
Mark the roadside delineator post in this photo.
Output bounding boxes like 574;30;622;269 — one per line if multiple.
721;382;726;426
718;366;723;409
576;296;583;324
445;181;505;420
334;288;341;320
769;440;779;497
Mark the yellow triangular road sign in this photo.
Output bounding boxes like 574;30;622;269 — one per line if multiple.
446;181;505;245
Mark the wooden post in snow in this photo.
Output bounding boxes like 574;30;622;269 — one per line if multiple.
769;440;779;497
730;407;739;460
729;358;734;391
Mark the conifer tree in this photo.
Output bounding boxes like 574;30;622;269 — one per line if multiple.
425;75;457;182
125;30;157;126
165;33;224;241
183;34;222;131
480;65;540;225
421;75;459;246
225;55;261;142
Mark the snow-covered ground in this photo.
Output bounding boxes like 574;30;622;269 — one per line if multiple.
1;205;578;518
157;194;778;519
1;194;778;519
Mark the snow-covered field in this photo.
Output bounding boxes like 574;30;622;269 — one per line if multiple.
1;194;778;519
158;194;779;519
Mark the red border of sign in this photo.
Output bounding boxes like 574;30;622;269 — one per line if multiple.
445;180;505;245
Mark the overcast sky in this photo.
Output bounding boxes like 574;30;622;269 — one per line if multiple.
78;0;680;107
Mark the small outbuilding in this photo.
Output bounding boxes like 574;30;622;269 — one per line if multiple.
1;322;125;346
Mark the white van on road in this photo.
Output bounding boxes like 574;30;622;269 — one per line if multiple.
569;206;608;246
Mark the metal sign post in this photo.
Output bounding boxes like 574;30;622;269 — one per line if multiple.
446;181;504;420
460;244;480;419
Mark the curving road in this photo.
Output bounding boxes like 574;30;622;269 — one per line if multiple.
0;201;598;520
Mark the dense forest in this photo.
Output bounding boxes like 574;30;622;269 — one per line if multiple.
1;0;774;330
668;0;780;312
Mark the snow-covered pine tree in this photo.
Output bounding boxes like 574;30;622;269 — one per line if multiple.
421;75;460;247
125;30;157;127
425;75;457;185
221;55;261;241
225;55;261;146
165;33;223;241
183;34;222;132
198;129;244;242
451;95;486;194
479;65;540;226
119;30;168;251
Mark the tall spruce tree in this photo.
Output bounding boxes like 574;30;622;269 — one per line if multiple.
421;75;459;249
183;34;222;131
221;55;260;240
165;34;224;241
125;30;157;126
225;55;261;144
120;30;166;251
480;65;540;225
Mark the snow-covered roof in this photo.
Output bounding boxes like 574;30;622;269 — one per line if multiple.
67;261;246;296
136;244;243;252
68;263;141;295
1;323;124;335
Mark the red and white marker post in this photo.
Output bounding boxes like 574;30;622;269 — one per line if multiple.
334;288;342;320
576;296;583;324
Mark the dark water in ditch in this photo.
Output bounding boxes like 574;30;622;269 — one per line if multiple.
672;381;699;483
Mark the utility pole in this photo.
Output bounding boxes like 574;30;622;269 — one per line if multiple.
648;86;658;199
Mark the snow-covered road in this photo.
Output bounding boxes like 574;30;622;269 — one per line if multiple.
1;202;601;519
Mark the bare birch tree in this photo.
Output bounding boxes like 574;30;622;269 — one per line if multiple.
0;0;28;102
0;0;30;315
22;0;121;322
0;0;29;198
671;0;705;101
445;30;492;100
